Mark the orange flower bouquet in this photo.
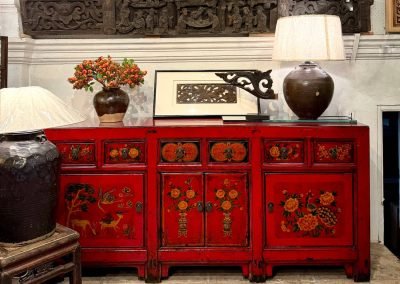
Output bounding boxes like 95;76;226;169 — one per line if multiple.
68;55;147;123
68;55;147;91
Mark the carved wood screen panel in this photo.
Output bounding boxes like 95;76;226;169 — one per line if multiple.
19;0;374;38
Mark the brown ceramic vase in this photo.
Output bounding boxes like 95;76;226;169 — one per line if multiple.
283;61;334;120
93;87;130;123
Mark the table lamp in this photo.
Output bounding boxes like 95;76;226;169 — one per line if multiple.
272;15;345;120
0;86;85;244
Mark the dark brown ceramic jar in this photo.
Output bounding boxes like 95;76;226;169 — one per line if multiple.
283;62;334;120
93;87;130;123
0;131;59;244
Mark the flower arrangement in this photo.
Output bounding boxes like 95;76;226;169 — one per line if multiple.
214;179;240;213
167;179;198;213
279;189;339;237
68;55;147;92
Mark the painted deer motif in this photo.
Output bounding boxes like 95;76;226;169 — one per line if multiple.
100;213;124;232
70;219;97;236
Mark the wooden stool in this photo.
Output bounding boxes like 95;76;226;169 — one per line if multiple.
0;224;81;284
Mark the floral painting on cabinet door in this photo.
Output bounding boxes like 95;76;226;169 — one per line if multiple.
166;178;199;237
205;173;248;247
213;179;242;237
280;189;340;237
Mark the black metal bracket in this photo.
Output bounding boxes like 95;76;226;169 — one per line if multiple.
215;70;277;100
215;70;277;119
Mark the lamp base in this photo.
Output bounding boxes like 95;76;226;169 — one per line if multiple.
283;61;334;120
0;130;60;244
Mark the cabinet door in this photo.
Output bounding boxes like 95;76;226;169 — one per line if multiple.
161;173;204;247
205;173;249;246
265;174;353;247
58;174;144;248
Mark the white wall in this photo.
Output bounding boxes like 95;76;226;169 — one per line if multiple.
2;0;400;242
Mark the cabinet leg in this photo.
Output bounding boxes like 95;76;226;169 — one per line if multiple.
353;271;370;282
161;264;169;279
344;264;353;278
249;261;266;282
145;261;161;283
265;264;273;278
241;264;249;278
249;274;266;283
353;267;371;282
137;265;145;280
353;258;370;282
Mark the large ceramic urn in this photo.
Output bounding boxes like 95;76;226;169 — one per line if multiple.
283;62;334;120
0;130;60;244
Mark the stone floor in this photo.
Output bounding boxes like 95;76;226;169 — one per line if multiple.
63;243;400;283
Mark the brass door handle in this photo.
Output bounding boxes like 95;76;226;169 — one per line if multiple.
205;202;213;213
268;202;274;213
135;201;143;213
197;202;204;212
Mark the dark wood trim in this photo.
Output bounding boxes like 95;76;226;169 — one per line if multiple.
0;36;8;89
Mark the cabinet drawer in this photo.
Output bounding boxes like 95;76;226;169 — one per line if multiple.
104;141;145;164
264;140;304;163
56;142;96;166
265;173;353;247
160;141;200;163
314;141;354;163
209;141;248;163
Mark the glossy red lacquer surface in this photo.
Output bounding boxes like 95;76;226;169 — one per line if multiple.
265;173;353;247
45;118;370;282
58;174;144;248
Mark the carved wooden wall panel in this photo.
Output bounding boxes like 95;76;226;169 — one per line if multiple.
20;0;374;38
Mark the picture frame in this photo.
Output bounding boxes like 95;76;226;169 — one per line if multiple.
386;0;400;33
153;70;258;118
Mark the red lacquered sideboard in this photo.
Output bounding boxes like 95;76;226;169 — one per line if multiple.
45;118;370;282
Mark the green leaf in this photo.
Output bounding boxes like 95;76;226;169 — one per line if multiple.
307;203;317;211
296;211;303;217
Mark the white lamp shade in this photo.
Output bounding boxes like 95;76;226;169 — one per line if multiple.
0;86;85;134
272;15;345;61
